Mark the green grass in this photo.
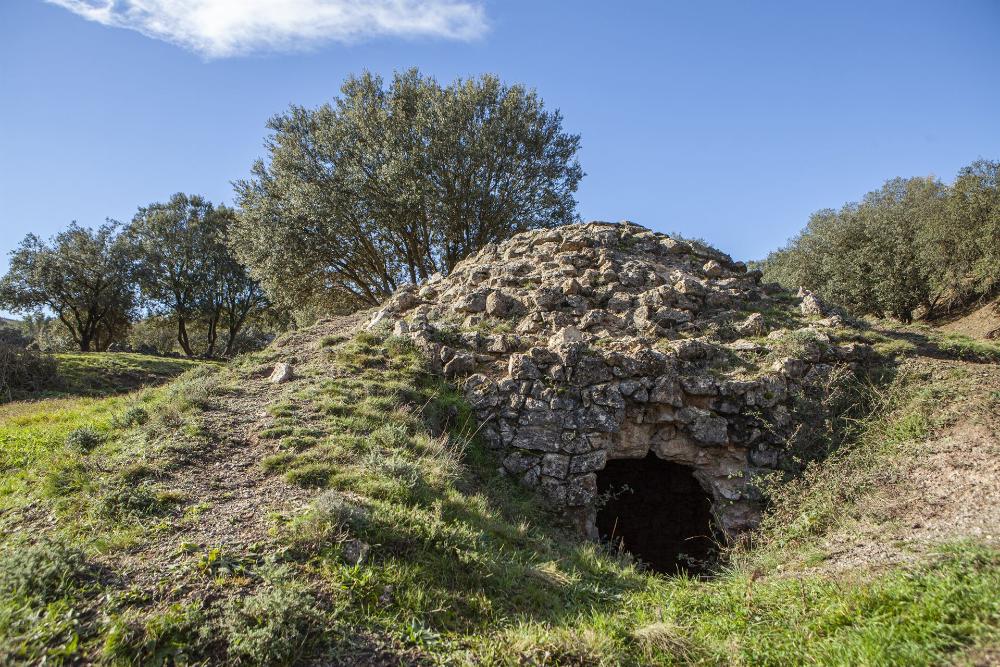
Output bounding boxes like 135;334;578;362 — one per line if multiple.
52;352;212;397
929;331;1000;362
0;393;127;505
859;326;1000;363
0;330;997;664
1;350;212;404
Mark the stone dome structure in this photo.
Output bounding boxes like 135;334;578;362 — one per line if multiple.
368;221;871;554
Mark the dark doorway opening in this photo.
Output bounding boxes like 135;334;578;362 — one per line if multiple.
596;453;715;575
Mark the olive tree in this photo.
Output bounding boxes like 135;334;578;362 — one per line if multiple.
202;208;269;357
948;159;1000;299
128;194;267;357
0;222;135;351
128;194;216;356
232;69;583;312
762;176;949;322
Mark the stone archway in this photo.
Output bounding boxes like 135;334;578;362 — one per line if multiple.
596;453;715;574
597;418;761;539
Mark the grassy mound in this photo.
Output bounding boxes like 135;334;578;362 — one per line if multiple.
52;352;211;398
0;325;997;665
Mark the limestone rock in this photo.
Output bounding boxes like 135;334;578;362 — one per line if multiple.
548;326;585;348
268;362;293;383
453;290;489;314
444;352;476;378
799;288;827;316
366;309;392;330
702;259;725;278
486;291;522;318
371;221;863;541
736;312;767;337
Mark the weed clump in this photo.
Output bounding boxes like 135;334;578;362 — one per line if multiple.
0;538;98;663
113;405;149;429
221;572;326;665
0;538;93;603
100;481;176;520
287;491;369;555
65;425;104;452
43;459;91;498
103;602;214;665
286;462;336;488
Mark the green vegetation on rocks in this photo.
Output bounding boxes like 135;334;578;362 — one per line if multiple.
0;313;996;664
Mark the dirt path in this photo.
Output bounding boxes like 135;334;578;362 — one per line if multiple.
113;313;370;592
799;358;1000;575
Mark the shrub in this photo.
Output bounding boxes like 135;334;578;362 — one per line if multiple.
99;482;173;520
0;538;92;603
103;602;214;665
761;160;1000;321
0;343;58;400
0;325;30;348
222;573;325;665
0;540;95;664
65;426;104;453
287;492;369;555
113;405;150;429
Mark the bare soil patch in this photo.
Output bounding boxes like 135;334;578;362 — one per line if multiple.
940;297;1000;340
797;358;1000;575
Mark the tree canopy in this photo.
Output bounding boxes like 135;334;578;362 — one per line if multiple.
761;160;1000;322
232;69;583;312
127;193;267;357
0;222;135;351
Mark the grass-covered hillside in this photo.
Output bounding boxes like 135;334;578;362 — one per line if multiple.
0;314;998;665
52;352;212;398
1;348;210;404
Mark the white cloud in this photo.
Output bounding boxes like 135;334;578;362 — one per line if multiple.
46;0;488;57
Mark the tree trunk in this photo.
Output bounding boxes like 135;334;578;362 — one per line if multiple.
222;302;252;357
205;309;221;358
177;317;194;357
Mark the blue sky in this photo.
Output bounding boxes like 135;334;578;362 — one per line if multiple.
1;0;999;283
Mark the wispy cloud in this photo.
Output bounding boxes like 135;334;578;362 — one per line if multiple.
46;0;488;58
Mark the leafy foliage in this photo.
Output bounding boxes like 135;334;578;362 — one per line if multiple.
232;68;583;312
0;344;58;401
127;194;268;357
0;538;92;604
0;222;136;351
64;426;103;453
762;160;1000;321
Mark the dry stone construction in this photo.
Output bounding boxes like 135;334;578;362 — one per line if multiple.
368;221;872;547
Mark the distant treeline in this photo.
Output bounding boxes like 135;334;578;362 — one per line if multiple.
0;194;271;356
0;69;582;354
760;159;1000;322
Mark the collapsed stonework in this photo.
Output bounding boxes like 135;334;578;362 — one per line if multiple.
368;221;873;542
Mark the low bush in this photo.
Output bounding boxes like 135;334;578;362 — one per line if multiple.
0;540;96;661
0;343;59;400
221;572;326;665
112;405;149;429
99;481;176;521
0;538;92;603
65;426;104;453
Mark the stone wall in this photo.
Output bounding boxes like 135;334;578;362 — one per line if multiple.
369;221;872;538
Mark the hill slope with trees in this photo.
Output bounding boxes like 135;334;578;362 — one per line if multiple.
1;68;998;664
0;224;998;664
760;159;1000;323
